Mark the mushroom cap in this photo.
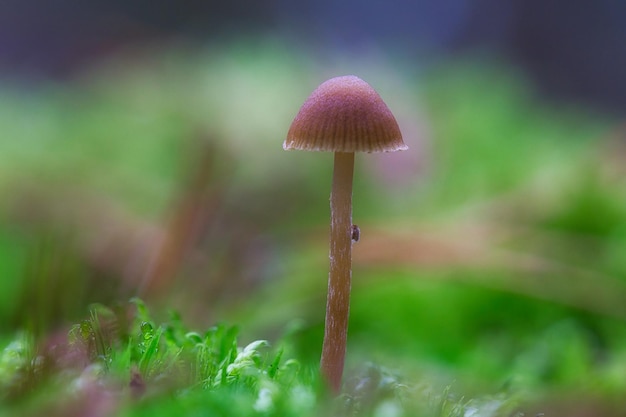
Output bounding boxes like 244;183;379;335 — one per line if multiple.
284;75;407;153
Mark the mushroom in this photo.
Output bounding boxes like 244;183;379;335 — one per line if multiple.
284;75;407;393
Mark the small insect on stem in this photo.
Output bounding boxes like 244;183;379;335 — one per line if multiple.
351;224;360;242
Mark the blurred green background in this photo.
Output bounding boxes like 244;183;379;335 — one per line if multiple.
1;2;626;415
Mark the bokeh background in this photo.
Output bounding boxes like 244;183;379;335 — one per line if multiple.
3;0;626;115
1;0;626;414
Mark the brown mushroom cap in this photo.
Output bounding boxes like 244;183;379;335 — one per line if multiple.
284;75;407;153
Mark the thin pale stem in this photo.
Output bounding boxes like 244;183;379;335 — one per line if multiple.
320;151;355;394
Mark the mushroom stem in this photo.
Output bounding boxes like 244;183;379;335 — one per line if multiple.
321;151;355;394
